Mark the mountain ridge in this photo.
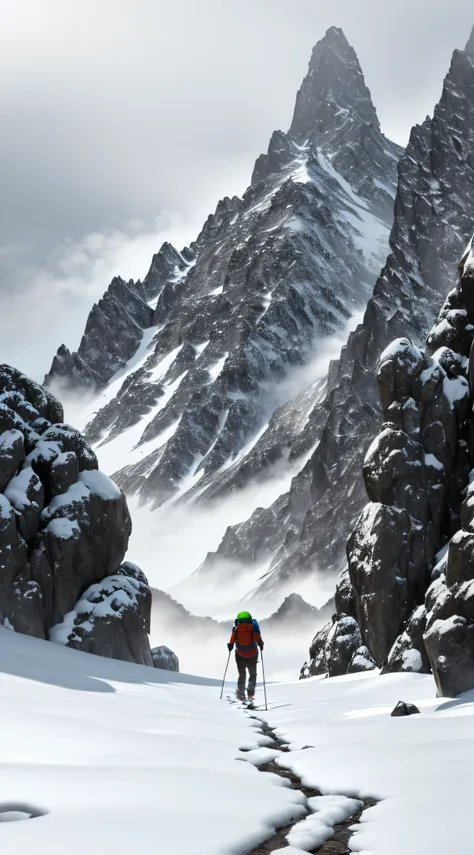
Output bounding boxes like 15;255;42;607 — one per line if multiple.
46;28;402;547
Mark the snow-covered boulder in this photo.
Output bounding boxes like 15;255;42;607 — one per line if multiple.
325;615;363;677
382;606;429;674
423;472;474;696
0;364;152;666
348;645;377;674
151;646;179;672
300;614;375;679
50;564;153;666
300;620;332;679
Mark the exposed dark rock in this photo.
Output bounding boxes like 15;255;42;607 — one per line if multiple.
348;645;377;673
48;451;79;500
335;569;357;619
50;567;153;666
348;503;428;665
325;615;363;677
300;620;332;679
300;614;367;679
382;606;430;674
0;430;25;492
345;241;473;669
301;225;474;683
151;645;180;671
390;701;420;717
316;234;474;696
0;363;152;667
44;274;163;392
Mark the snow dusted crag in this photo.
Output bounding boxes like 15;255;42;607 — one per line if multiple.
204;26;474;602
0;364;152;665
302;236;474;697
46;27;401;513
44;245;186;392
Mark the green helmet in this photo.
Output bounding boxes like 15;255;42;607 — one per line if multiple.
237;610;252;620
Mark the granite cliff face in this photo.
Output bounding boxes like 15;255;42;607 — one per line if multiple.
302;236;474;698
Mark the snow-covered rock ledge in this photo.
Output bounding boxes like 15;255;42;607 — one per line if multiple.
0;364;152;666
302;234;474;697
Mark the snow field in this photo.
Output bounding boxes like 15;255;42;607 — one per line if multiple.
0;628;305;855
2;629;474;854
265;670;474;855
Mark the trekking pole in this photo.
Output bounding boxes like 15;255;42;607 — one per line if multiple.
220;651;231;700
261;650;268;711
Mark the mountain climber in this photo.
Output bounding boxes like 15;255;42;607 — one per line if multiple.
227;611;264;702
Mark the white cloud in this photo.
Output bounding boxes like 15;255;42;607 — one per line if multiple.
0;212;200;382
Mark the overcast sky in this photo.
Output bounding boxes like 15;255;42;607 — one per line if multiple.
1;0;473;379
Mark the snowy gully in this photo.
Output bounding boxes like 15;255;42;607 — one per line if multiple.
237;710;377;855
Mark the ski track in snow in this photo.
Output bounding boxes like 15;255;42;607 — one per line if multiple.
1;628;472;855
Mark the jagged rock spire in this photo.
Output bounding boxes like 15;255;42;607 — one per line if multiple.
466;24;474;57
289;26;380;144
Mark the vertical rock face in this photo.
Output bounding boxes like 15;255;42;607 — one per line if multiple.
205;28;474;601
45;27;401;512
303;235;474;697
0;364;152;666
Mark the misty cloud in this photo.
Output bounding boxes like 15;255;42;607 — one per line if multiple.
0;212;200;380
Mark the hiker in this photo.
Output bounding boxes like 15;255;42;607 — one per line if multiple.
227;611;264;702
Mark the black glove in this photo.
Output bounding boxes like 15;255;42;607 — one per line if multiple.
260;642;264;651
227;643;233;651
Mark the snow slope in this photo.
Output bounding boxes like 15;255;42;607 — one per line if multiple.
0;628;303;855
1;626;473;854
264;671;474;855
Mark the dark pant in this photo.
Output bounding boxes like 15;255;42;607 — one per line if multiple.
236;652;258;696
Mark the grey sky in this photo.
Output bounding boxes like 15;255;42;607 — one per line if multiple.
1;0;473;378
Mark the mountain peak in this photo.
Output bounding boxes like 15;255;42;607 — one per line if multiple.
324;26;350;46
466;24;474;57
288;27;380;144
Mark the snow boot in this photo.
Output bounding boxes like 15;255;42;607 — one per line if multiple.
236;689;245;701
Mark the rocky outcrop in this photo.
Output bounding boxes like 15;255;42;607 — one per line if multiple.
391;701;420;717
48;27;401;515
347;240;473;672
0;364;152;666
201;27;474;602
382;606;430;674
50;563;153;666
44;255;178;391
151;645;179;671
304;235;474;697
300;614;370;679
